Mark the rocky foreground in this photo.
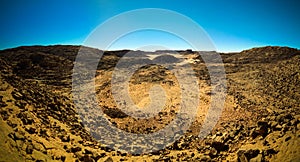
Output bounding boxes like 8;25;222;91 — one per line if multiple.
0;45;299;161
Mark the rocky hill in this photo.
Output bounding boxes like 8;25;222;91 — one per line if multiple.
0;45;299;161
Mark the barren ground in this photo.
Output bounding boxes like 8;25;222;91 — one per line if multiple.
0;45;299;161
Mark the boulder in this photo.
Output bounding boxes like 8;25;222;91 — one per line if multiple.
237;149;262;162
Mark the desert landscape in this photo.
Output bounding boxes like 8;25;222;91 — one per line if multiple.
0;45;299;162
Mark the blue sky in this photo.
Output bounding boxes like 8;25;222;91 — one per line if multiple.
1;0;299;52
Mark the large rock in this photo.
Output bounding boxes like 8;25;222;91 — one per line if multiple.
237;149;263;162
153;54;181;64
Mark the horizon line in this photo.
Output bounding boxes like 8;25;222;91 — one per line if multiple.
0;44;298;53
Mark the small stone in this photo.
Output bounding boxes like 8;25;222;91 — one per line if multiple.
237;149;261;162
35;160;44;162
84;149;93;154
93;153;106;161
104;157;113;162
285;136;292;142
264;148;277;155
276;114;285;123
61;156;66;162
249;153;263;162
25;126;36;134
274;124;282;131
11;132;25;141
26;144;34;154
71;146;82;153
6;120;17;128
211;141;229;152
263;140;269;146
199;155;211;161
0;110;9;120
209;147;218;158
12;91;23;100
61;135;70;142
269;121;278;128
80;155;95;162
257;121;269;137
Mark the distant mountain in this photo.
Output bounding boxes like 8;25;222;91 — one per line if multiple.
222;46;299;64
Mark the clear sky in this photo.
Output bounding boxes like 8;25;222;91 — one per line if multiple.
1;0;299;52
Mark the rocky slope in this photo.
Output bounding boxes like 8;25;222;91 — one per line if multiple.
0;45;299;161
